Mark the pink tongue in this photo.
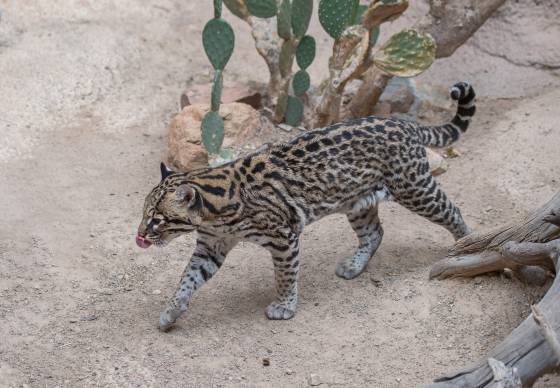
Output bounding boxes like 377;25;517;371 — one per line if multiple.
136;235;152;249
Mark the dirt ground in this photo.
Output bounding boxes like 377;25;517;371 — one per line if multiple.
1;1;560;387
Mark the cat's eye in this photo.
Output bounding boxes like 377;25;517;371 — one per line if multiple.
147;218;162;230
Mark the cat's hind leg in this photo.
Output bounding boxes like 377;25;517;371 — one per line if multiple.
336;205;384;280
390;162;471;240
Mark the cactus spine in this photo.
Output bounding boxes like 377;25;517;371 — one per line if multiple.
201;0;235;157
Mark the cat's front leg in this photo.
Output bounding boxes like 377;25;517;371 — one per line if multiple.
262;233;301;320
159;234;235;331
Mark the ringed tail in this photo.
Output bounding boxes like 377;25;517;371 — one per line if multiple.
415;82;476;147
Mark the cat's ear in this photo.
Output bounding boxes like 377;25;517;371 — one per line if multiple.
160;162;174;180
176;185;201;212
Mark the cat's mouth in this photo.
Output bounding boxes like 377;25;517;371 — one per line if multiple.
135;234;152;249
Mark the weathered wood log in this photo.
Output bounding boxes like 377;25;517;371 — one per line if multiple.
430;192;560;280
531;305;560;365
346;68;391;120
416;0;507;58
426;191;560;387
487;358;522;388
426;241;560;386
315;26;372;127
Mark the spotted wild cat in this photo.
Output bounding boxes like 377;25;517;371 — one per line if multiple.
136;82;476;331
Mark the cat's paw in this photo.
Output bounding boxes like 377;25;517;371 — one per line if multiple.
335;261;365;280
265;302;296;320
158;308;181;332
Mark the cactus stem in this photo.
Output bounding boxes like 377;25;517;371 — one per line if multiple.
214;0;222;19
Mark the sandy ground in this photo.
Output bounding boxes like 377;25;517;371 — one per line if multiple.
1;1;560;387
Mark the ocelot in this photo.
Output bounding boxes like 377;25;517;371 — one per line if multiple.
136;82;476;331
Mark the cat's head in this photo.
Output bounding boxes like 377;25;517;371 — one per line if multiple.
136;163;203;248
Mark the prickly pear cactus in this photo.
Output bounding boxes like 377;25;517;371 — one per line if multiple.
296;35;316;69
225;0;315;126
201;0;234;158
285;96;304;126
350;4;367;25
213;0;222;18
279;40;296;77
202;19;235;70
211;70;223;112
318;0;356;40
292;70;310;96
276;94;289;121
201;111;225;155
246;0;278;18
277;0;293;40
279;0;315;126
291;0;313;38
373;28;436;77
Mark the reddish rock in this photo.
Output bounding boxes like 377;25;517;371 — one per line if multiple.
180;82;262;109
167;102;261;171
371;101;392;116
379;78;415;114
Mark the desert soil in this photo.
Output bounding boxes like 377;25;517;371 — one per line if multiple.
1;1;560;387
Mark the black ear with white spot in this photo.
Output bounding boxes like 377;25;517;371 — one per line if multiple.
160;162;174;180
176;185;202;212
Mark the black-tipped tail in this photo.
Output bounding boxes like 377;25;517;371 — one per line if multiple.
415;82;476;147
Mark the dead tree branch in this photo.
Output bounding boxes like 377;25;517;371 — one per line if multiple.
430;192;560;280
487;358;522;388
426;191;560;387
532;305;560;366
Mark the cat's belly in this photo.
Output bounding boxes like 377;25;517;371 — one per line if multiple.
351;187;393;212
304;186;393;224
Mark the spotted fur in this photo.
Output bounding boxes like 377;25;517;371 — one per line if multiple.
137;82;476;330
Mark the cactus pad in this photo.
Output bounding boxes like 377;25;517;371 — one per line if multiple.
318;0;354;40
291;0;313;38
292;70;310;96
351;4;367;25
277;0;293;40
279;40;296;77
285;96;304;126
211;70;223;112
275;94;289;121
213;0;222;18
373;28;436;77
202;19;235;71
296;35;316;69
223;0;250;19
246;0;278;18
201;111;225;155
